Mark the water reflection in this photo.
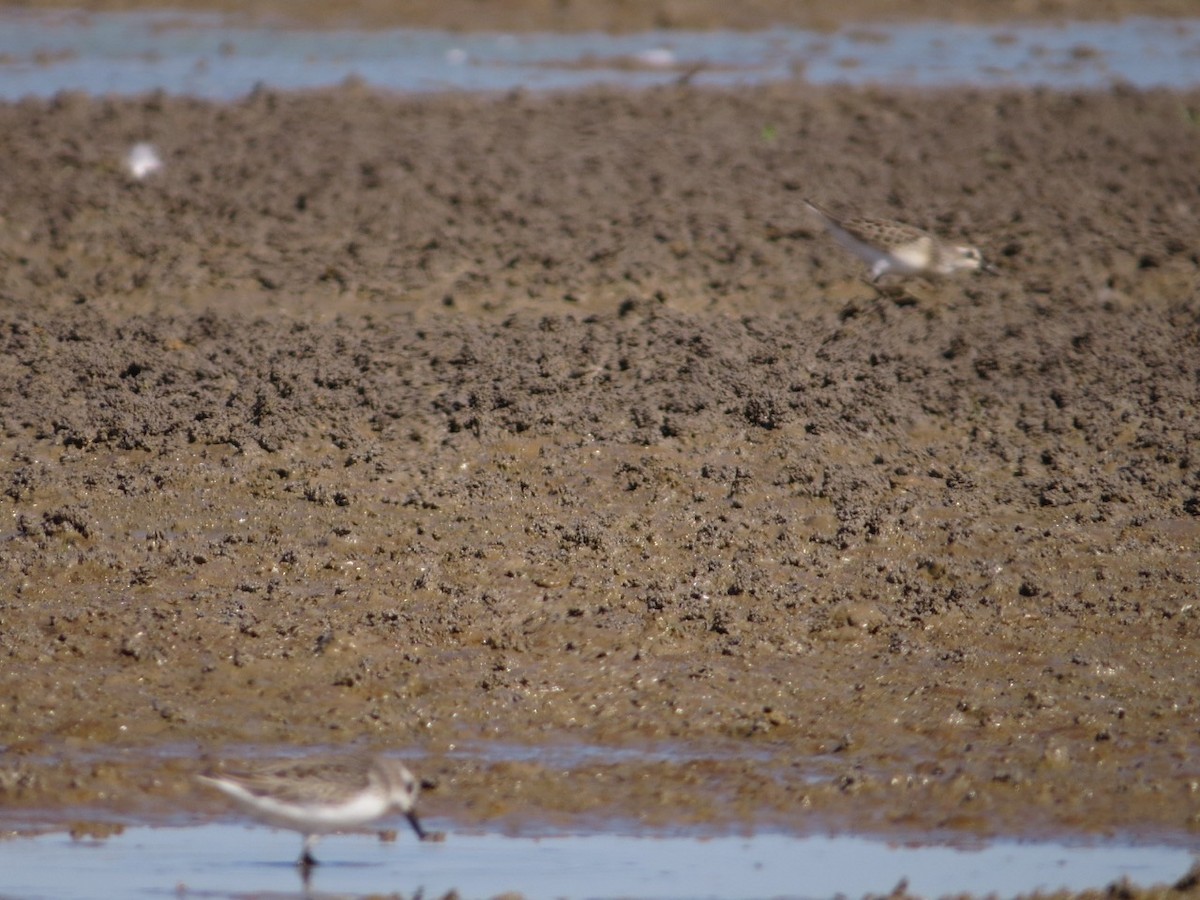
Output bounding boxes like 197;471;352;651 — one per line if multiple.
0;11;1197;99
0;824;1194;900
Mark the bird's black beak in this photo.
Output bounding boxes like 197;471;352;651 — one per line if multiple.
981;261;1000;276
406;809;429;840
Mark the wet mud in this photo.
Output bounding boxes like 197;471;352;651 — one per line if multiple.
10;0;1200;30
0;72;1199;895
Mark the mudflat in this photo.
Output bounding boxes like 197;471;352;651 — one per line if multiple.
8;0;1199;29
1;65;1199;884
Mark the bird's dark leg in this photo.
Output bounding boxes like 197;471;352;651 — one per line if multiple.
299;834;319;869
406;810;429;841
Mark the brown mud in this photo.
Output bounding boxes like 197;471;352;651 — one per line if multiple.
0;66;1199;896
10;0;1200;30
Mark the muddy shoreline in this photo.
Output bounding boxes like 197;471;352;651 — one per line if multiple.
9;0;1200;31
0;74;1199;897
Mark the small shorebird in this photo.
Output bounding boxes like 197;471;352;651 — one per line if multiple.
197;755;431;870
804;199;994;283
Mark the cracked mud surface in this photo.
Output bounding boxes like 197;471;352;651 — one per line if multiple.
0;59;1199;897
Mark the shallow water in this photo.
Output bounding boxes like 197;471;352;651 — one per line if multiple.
0;11;1198;99
0;824;1194;900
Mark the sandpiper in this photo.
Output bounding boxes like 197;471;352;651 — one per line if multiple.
804;199;994;283
197;755;430;870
